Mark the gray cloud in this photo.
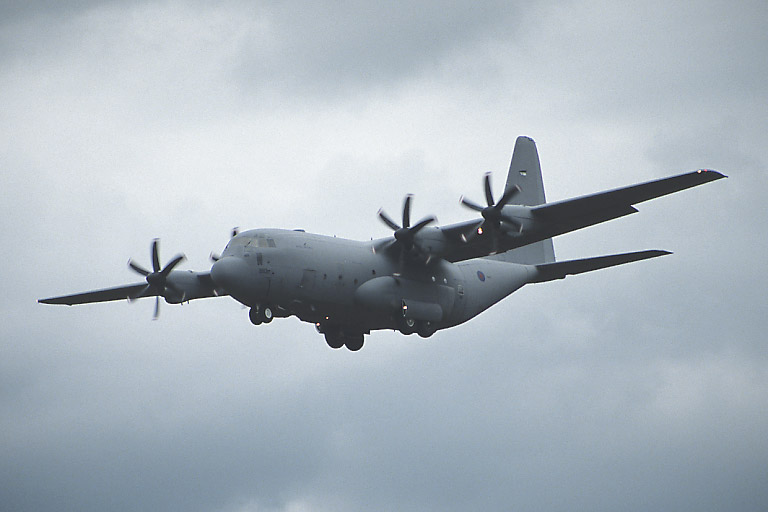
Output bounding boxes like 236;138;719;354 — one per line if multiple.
2;1;767;511
233;0;520;99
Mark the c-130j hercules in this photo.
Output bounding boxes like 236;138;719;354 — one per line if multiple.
40;137;726;351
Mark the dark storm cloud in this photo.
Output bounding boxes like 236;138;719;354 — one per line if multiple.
2;0;767;511
233;0;520;98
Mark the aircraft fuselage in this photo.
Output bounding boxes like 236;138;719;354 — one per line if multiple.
210;228;532;342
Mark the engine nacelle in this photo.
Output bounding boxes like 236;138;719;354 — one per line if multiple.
164;270;218;304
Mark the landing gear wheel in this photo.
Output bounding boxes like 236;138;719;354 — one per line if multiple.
325;332;345;349
344;334;364;352
398;316;416;335
248;307;262;326
323;325;344;349
249;305;274;325
417;321;436;338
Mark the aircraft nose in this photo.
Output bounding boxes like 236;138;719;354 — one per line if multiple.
210;256;248;295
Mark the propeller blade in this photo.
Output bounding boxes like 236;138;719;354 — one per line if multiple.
500;219;523;234
164;280;187;302
151;239;161;273
128;259;150;277
126;238;190;318
495;184;521;209
460;196;485;212
129;284;151;301
409;215;436;235
490;232;499;255
378;209;401;231
402;194;412;229
499;210;523;231
460;176;525;245
484;173;494;207
393;216;436;251
379;194;438;262
160;254;185;277
372;239;396;254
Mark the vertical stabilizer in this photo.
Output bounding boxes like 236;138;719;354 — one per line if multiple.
498;136;556;264
505;136;547;207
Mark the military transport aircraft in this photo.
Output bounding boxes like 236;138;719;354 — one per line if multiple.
39;137;726;351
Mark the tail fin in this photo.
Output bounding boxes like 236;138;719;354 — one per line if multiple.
497;136;556;264
505;136;547;206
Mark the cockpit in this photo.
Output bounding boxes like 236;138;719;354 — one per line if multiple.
223;234;278;257
249;236;277;248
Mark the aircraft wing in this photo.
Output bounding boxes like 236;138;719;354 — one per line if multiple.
39;271;221;306
39;283;151;305
530;169;725;221
435;169;726;263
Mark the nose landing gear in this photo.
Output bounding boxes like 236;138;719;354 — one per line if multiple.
249;304;274;325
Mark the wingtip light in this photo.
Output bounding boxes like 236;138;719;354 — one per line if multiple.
697;168;728;178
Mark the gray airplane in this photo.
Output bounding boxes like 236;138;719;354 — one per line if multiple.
39;136;726;351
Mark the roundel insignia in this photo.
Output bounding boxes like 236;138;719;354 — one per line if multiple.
477;270;486;282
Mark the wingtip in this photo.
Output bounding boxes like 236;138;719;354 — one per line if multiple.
696;169;728;179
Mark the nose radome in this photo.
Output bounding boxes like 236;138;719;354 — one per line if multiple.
210;256;248;294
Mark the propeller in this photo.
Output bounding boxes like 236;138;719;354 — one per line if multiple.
377;194;436;253
460;172;523;250
127;239;186;319
211;228;240;262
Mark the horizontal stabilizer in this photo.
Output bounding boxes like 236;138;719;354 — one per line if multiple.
530;250;671;283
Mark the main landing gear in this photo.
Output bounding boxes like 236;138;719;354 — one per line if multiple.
249;305;274;325
316;324;365;351
397;316;416;335
397;317;437;338
416;321;437;338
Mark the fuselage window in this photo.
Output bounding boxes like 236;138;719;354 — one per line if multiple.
256;253;263;265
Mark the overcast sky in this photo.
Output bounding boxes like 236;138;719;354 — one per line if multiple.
2;1;767;510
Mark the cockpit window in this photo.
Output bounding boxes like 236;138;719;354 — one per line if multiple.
251;237;276;248
227;237;249;250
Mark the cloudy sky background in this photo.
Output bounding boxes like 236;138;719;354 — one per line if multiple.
2;0;767;510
